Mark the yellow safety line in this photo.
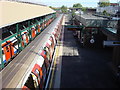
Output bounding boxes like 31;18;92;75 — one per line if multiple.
49;44;60;89
49;15;65;89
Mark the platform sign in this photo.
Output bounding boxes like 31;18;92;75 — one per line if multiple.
103;41;120;46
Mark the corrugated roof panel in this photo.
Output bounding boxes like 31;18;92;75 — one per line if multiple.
0;1;55;28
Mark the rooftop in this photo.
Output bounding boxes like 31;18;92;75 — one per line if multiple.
0;1;55;28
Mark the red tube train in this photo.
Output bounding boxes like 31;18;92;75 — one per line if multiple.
1;14;64;89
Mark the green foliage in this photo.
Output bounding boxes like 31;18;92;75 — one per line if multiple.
98;2;110;7
72;10;76;16
102;10;110;16
61;5;68;13
49;6;60;10
73;3;82;8
82;7;87;12
103;10;107;15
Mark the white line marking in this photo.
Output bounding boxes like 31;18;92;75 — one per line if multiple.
53;15;65;88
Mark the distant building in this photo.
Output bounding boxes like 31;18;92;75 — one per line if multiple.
97;1;120;17
110;3;119;7
99;0;110;3
70;7;96;15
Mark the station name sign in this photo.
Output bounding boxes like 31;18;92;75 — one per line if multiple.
103;41;120;46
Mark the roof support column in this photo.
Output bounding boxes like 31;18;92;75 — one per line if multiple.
0;29;4;69
16;24;23;52
28;21;32;42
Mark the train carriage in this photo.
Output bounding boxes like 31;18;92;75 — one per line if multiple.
0;1;64;89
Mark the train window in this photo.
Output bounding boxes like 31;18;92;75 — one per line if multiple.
47;40;52;46
35;69;41;85
22;86;30;90
32;64;41;79
31;73;39;88
6;46;9;52
42;63;47;84
50;37;55;51
36;56;44;67
35;69;40;78
44;47;50;62
41;50;47;59
24;74;35;89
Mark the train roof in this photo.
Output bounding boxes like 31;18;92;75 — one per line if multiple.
0;1;55;28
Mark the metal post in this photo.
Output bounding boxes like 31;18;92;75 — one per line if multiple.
0;28;4;69
44;16;45;28
28;21;32;42
40;19;43;31
16;24;21;52
35;20;38;35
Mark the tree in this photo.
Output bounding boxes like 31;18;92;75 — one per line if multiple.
73;3;82;8
61;5;68;13
49;6;60;11
103;10;107;15
82;7;87;12
98;2;110;7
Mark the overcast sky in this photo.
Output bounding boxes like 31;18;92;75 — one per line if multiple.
19;0;119;7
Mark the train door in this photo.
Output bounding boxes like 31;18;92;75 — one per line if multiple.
49;37;55;56
44;46;51;63
52;29;58;40
23;74;35;89
36;55;47;87
21;32;29;47
46;40;53;62
31;26;36;39
41;62;47;87
41;23;44;30
31;73;39;88
23;72;40;89
2;41;14;63
40;50;50;74
32;64;42;88
37;24;41;33
23;32;29;44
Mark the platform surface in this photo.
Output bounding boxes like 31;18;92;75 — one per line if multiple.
53;14;119;88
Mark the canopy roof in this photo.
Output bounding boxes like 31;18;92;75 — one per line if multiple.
0;1;55;28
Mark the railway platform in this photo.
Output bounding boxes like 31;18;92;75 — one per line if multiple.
51;14;120;88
